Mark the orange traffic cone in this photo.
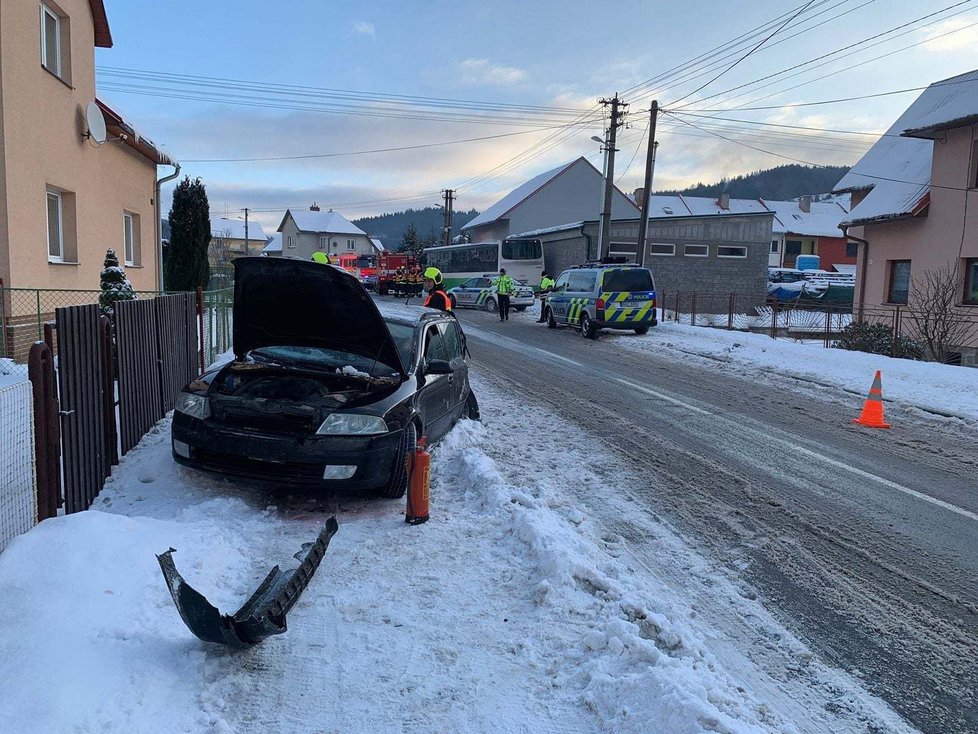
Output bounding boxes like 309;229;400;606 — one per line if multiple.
852;370;891;429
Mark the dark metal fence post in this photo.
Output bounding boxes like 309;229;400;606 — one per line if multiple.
28;341;61;521
824;308;831;348
99;315;119;468
770;299;778;339
691;292;697;327
196;286;205;374
727;292;735;330
674;291;680;322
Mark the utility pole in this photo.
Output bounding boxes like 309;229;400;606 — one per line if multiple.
240;207;250;256
442;189;455;246
636;100;659;268
598;93;627;261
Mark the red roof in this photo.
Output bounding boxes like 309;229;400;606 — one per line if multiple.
89;0;113;48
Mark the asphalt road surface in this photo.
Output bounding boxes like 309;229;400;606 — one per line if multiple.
426;299;978;734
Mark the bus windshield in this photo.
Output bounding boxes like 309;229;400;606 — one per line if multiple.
502;239;542;260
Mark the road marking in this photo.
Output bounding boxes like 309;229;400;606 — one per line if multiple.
465;324;584;368
618;378;978;524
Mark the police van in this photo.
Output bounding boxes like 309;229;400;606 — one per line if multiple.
544;264;657;338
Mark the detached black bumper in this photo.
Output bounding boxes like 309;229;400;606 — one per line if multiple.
171;413;402;490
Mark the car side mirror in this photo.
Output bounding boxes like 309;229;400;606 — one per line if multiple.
424;359;454;375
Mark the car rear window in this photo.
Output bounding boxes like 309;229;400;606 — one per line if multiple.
602;269;654;291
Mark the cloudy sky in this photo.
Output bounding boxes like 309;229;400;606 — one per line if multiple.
95;0;978;231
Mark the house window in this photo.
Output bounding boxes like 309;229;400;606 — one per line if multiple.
846;242;859;258
717;246;747;258
770;240;779;254
887;260;911;304
40;4;61;77
287;236;296;249
347;239;355;250
123;211;140;265
319;236;328;250
46;191;63;261
964;259;978;305
649;243;675;256
684;244;709;257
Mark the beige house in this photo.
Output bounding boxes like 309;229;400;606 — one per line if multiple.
835;70;978;361
209;216;267;266
0;0;174;304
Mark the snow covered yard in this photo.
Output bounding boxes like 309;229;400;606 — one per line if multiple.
0;365;921;734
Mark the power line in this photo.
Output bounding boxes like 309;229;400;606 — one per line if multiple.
665;111;893;137
666;0;818;107
668;0;975;110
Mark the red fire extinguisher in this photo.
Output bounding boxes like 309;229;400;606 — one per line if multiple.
405;437;430;525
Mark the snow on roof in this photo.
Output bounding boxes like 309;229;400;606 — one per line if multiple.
764;198;850;238
510;222;585;238
463;159;578;231
283;209;367;236
370;237;386;252
263;233;282;253
646;195;692;217
836;69;978;227
210;217;267;242
680;195;770;217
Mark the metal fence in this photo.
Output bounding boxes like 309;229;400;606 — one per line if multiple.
199;287;234;369
0;381;36;553
661;291;978;363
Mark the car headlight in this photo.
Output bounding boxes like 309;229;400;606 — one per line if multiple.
175;392;210;420
316;413;388;435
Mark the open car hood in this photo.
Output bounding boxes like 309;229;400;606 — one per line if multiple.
233;258;406;378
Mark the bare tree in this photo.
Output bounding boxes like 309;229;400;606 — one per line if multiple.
209;227;234;266
906;262;978;363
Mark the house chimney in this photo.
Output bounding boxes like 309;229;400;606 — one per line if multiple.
718;192;730;210
310;202;320;212
799;195;812;213
633;187;646;207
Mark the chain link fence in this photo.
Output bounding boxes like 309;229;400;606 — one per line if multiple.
661;290;978;364
0;380;36;553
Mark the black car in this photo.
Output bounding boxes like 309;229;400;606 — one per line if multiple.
171;257;478;498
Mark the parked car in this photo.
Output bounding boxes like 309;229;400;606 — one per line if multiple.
545;264;657;338
447;276;535;312
171;257;478;498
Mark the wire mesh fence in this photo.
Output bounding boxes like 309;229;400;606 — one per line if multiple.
661;291;978;363
0;380;36;553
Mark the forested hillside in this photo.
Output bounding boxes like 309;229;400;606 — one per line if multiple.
353;206;479;250
660;164;851;200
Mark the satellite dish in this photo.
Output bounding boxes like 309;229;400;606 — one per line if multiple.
85;101;107;144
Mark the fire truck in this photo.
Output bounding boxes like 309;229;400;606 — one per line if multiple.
376;253;420;295
337;254;379;289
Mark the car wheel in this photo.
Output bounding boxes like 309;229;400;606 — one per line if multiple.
514;306;526;312
449;294;457;309
378;422;417;499
465;389;481;421
633;326;649;335
546;307;557;329
580;313;598;339
485;297;498;313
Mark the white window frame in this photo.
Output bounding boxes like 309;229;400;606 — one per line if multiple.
770;240;779;254
123;212;135;265
684;244;709;257
46;190;64;262
287;236;296;249
40;4;61;78
347;239;355;250
717;245;748;259
648;243;676;256
319;236;328;250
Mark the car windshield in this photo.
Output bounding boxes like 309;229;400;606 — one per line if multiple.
603;269;654;291
385;321;414;368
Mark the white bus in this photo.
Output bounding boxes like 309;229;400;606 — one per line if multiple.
423;238;545;289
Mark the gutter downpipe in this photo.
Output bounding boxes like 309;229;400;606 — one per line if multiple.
580;222;593;262
156;161;182;292
842;224;869;321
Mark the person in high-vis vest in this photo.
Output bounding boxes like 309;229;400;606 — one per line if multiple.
537;271;556;322
495;268;516;322
422;267;452;312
